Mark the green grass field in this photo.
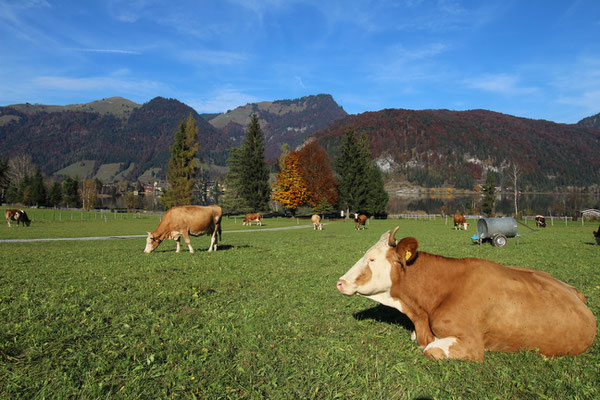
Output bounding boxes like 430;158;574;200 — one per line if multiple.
1;209;599;399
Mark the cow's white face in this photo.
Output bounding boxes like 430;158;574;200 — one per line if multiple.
337;231;395;297
144;232;160;253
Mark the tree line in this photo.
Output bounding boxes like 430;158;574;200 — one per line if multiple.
1;113;388;216
162;113;388;216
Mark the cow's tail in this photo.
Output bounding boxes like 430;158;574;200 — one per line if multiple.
215;215;222;242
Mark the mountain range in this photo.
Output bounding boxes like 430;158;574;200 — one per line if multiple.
0;94;598;189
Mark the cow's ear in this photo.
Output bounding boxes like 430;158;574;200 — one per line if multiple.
396;237;418;265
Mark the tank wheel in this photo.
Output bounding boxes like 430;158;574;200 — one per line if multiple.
492;234;507;247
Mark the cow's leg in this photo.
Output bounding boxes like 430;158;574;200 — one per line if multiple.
175;237;181;253
6;219;11;227
424;335;484;362
208;230;218;252
182;232;194;253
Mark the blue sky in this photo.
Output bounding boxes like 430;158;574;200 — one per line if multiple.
1;0;599;123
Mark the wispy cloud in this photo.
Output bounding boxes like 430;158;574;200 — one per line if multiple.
465;73;538;95
71;48;141;55
186;88;259;113
32;75;165;95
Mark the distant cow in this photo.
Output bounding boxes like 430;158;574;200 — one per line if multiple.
5;209;31;227
337;227;596;361
535;215;547;228
594;225;600;245
354;213;367;230
144;205;222;253
453;213;468;230
242;213;262;226
311;214;323;230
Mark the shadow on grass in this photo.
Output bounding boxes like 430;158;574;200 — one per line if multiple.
353;304;415;332
147;244;249;253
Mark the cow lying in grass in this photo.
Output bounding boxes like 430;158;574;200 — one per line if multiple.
337;227;596;361
144;205;222;253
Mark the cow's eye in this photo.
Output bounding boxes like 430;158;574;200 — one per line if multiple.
369;258;375;262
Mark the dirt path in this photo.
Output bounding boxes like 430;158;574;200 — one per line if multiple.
0;224;322;243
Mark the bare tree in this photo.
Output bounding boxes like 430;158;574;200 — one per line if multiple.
507;161;522;216
8;154;36;185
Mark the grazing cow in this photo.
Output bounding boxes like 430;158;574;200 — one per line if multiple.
5;209;31;227
337;227;596;361
354;213;367;230
453;213;468;230
242;213;262;226
594;225;600;245
535;215;547;228
144;205;222;253
311;214;323;230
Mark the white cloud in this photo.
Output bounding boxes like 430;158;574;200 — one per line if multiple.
465;73;538;95
186;89;259;113
71;48;141;55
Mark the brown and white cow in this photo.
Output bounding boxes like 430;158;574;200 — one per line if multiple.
453;213;468;230
354;213;367;230
5;209;31;227
535;215;547;228
594;225;600;245
144;205;222;253
337;227;596;361
242;213;262;226
311;214;323;230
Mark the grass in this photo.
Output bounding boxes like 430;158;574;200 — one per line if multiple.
1;209;599;399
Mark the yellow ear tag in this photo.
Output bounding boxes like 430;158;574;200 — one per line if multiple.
405;251;412;261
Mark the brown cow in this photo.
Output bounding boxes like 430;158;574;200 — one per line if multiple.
337;227;596;361
594;225;600;245
311;214;323;230
354;213;367;230
144;205;222;253
5;209;31;227
535;215;547;228
242;213;262;226
453;213;468;230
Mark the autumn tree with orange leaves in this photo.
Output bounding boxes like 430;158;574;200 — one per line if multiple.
271;152;309;215
296;140;338;208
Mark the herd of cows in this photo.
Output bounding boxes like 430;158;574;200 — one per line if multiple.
4;205;599;361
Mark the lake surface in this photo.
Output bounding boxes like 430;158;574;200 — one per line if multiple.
386;192;599;217
99;191;598;218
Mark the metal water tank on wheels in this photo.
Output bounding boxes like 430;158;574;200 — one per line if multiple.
476;217;518;247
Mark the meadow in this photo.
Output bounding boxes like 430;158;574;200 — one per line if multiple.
0;209;599;399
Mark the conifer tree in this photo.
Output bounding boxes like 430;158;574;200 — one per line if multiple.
335;128;388;215
161;114;199;209
238;114;270;211
29;166;47;207
48;181;62;208
482;173;497;216
221;147;245;214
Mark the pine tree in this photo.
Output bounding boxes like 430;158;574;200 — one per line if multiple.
335;128;388;215
238;114;271;211
161;114;199;209
29;166;47;207
0;158;8;204
221;147;245;214
482;173;497;216
272;152;309;214
62;177;80;208
48;181;62;208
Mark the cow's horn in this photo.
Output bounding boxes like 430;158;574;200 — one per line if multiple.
389;226;400;247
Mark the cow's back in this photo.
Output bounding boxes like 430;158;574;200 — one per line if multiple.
158;205;221;235
429;259;597;356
